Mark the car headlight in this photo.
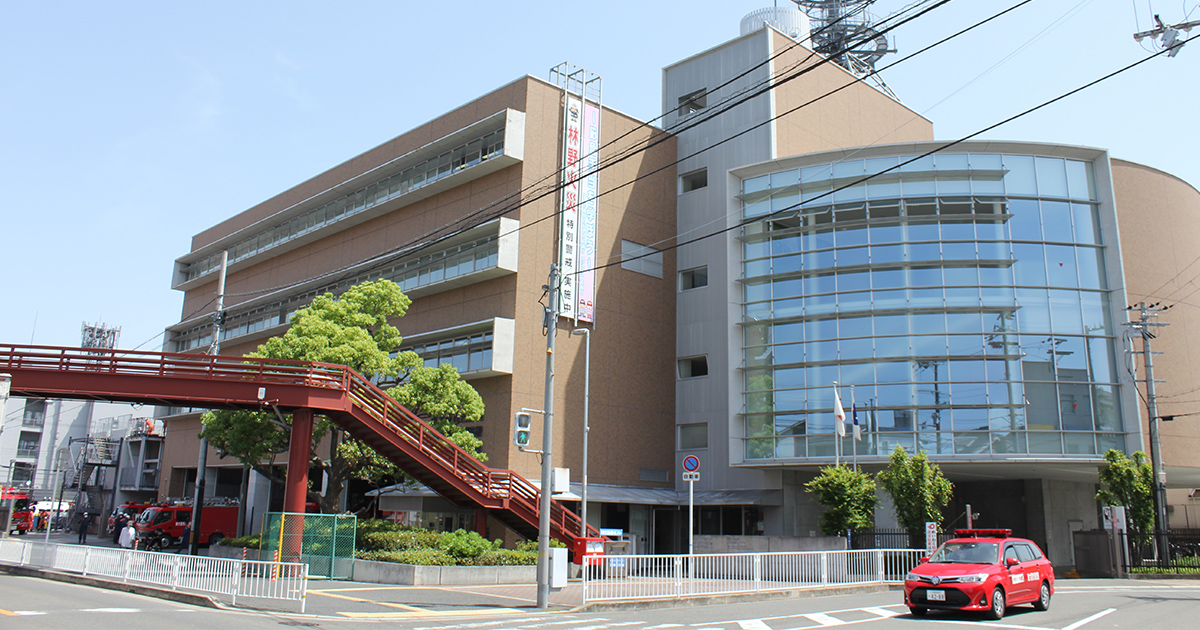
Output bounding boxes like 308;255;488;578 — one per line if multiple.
906;572;922;582
957;573;990;583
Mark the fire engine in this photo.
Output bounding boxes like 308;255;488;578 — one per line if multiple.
108;502;153;535
134;498;239;550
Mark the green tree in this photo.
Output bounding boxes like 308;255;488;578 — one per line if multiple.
1096;449;1155;534
877;444;954;533
804;465;878;536
200;280;485;512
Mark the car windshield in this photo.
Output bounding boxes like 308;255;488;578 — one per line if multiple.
929;541;999;564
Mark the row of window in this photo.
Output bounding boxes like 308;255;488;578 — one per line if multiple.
742;430;1124;459
398;332;495;376
742;155;1096;203
745;288;1111;337
174;235;501;351
182;128;506;283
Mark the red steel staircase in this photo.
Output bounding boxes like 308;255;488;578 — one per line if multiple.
0;344;597;546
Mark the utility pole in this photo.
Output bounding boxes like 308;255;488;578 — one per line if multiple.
1133;15;1199;57
191;250;228;555
1127;302;1171;563
537;264;559;609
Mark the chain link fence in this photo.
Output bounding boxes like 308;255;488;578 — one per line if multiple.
260;512;356;580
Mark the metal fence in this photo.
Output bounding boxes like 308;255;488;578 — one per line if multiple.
581;548;924;602
1119;529;1200;574
850;528;952;551
0;538;308;611
260;512;356;579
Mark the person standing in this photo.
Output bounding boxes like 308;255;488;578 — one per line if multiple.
112;513;127;544
77;512;93;544
119;518;136;549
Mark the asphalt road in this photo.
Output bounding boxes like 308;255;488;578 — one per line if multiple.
2;574;1198;629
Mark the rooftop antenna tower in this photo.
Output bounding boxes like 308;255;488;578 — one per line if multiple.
81;321;120;354
794;1;896;96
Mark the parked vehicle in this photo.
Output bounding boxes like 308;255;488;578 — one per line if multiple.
134;502;239;550
7;498;33;535
108;502;153;535
904;529;1055;620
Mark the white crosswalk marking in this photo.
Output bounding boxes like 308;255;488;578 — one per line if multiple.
737;620;772;630
861;607;901;618
802;613;843;626
12;612;47;616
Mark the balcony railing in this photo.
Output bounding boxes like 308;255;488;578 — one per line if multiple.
15;447;38;459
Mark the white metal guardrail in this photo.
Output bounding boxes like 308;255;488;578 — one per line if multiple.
581;549;924;602
0;539;308;612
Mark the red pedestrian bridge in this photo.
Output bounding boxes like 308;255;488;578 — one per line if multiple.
0;344;595;548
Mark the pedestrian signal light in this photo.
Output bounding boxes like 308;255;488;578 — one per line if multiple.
514;411;532;447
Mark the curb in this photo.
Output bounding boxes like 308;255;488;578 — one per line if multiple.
570;582;903;612
0;563;225;609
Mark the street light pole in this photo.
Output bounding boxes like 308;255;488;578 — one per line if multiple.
571;327;591;537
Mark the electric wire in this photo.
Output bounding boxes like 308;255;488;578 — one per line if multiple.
213;0;943;304
600;34;1185;275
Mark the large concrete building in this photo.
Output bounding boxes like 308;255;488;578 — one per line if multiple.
156;5;1200;566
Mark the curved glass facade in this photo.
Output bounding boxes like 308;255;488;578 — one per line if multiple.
739;152;1124;461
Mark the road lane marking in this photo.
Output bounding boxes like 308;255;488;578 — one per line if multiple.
310;589;428;611
0;609;21;616
861;607;901;618
1062;608;1117;630
738;621;772;630
803;613;843;626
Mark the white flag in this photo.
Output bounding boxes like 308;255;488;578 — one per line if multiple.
833;387;846;437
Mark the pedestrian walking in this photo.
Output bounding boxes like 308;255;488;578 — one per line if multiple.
77;512;93;544
176;524;191;554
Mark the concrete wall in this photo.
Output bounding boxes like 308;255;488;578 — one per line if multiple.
350;559;535;585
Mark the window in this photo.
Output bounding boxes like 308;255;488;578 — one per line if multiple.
679;266;709;290
678;89;707;115
621;240;663;278
678;356;709;378
679;423;708;449
680;168;708;193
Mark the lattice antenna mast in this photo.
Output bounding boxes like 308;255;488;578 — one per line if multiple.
81;322;120;354
794;1;896;96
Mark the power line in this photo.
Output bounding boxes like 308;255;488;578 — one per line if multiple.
599;31;1185;274
178;0;960;318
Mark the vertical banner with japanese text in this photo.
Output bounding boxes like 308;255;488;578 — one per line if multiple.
576;102;600;322
557;95;583;320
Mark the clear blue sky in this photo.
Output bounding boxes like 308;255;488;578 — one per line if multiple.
1;1;1195;351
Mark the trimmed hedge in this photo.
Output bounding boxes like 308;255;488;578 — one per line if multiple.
221;518;546;566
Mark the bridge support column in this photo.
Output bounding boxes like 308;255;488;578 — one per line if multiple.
284;408;313;515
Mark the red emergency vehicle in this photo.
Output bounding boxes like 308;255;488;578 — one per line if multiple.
108;502;153;535
6;497;33;535
134;501;239;550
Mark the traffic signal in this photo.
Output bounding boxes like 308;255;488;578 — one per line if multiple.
513;411;532;447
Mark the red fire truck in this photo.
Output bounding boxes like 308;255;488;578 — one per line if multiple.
134;501;239;550
108;502;153;536
4;491;32;535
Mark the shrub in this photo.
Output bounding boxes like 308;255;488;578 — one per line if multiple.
356;548;456;565
437;529;500;559
220;533;261;548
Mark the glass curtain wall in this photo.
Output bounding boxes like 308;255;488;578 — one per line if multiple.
740;153;1121;461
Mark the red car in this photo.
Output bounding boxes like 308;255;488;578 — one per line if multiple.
904;529;1054;620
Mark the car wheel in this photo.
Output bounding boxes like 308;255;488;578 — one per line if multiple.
986;587;1006;620
909;607;927;617
1033;581;1051;611
208;533;224;545
159;535;174;550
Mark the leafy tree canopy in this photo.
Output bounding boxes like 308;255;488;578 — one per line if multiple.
876;444;954;532
805;465;878;536
200;279;485;512
1096;449;1156;533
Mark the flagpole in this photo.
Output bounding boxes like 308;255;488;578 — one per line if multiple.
833;381;841;466
851;385;857;472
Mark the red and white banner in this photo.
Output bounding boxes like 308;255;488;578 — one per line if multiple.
557;95;583;320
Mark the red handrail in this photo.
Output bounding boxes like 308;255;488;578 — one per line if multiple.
0;343;600;542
